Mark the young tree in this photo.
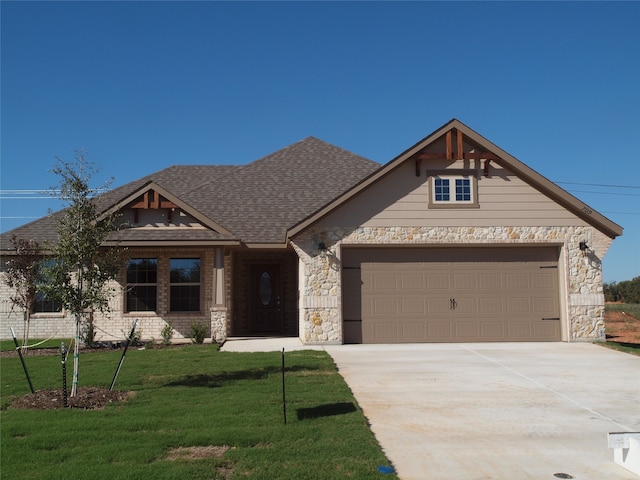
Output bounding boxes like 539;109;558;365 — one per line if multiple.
3;235;42;351
42;152;122;396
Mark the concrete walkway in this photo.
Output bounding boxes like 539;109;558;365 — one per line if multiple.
222;339;640;479
220;336;324;352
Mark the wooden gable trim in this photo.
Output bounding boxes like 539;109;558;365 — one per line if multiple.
415;128;503;163
413;128;502;177
129;189;179;210
98;181;234;235
443;129;466;161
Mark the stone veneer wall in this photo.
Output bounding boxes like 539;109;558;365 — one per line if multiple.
291;225;613;344
211;307;227;343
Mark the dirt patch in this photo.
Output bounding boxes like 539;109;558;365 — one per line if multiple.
166;445;232;461
604;310;640;345
8;386;133;410
165;445;235;478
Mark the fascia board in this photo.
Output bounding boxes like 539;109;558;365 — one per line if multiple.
101;240;242;248
243;243;290;249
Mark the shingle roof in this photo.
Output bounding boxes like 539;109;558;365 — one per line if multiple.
1;138;379;249
181;137;380;243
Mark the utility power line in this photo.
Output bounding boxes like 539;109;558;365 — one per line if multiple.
565;189;640;197
555;181;640;189
0;188;107;200
600;211;640;216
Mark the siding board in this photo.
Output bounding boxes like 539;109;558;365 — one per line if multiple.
316;161;587;229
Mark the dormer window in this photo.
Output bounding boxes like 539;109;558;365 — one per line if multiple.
434;176;472;202
428;171;478;208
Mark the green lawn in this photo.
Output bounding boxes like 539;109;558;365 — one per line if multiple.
1;338;65;351
605;302;640;316
1;345;396;479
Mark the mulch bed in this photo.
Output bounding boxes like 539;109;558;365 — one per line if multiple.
8;386;133;410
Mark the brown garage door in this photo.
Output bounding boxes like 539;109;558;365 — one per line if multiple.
342;247;561;343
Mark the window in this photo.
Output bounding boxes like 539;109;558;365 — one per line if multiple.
433;176;472;202
33;292;61;313
429;172;478;208
126;258;158;312
33;259;61;313
170;258;200;312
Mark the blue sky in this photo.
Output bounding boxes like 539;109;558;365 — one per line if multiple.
1;1;639;282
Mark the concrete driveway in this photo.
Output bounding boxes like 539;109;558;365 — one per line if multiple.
325;343;640;480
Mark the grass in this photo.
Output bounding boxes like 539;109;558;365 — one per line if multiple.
1;338;66;351
600;342;640;355
605;302;640;316
1;345;396;480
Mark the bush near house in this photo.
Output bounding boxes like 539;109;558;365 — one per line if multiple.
190;321;207;344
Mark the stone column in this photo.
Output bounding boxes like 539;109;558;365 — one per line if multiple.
210;247;227;343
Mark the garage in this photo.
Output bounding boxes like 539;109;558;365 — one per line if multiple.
342;247;562;343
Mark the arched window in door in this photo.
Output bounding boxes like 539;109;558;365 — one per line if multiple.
259;271;272;306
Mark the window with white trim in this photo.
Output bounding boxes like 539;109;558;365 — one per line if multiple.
433;176;472;203
428;173;478;208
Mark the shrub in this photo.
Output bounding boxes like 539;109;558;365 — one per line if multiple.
161;322;174;345
190;321;207;344
122;321;142;346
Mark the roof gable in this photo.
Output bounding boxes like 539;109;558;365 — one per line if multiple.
0;165;242;249
288;119;623;239
101;181;233;235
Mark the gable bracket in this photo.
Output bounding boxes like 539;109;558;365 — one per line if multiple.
415;151;502;161
484;159;491;177
130;190;179;210
446;130;453;160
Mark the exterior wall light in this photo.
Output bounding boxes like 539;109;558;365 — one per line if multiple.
318;241;328;258
579;241;590;255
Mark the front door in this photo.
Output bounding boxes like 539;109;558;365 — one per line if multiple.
249;264;283;334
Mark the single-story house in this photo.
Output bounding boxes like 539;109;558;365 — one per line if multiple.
0;119;623;344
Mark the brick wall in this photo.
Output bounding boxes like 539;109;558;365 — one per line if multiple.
0;246;216;342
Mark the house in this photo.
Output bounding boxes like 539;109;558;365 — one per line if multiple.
0;119;623;344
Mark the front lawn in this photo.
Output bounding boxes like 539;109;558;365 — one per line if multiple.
1;345;396;479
